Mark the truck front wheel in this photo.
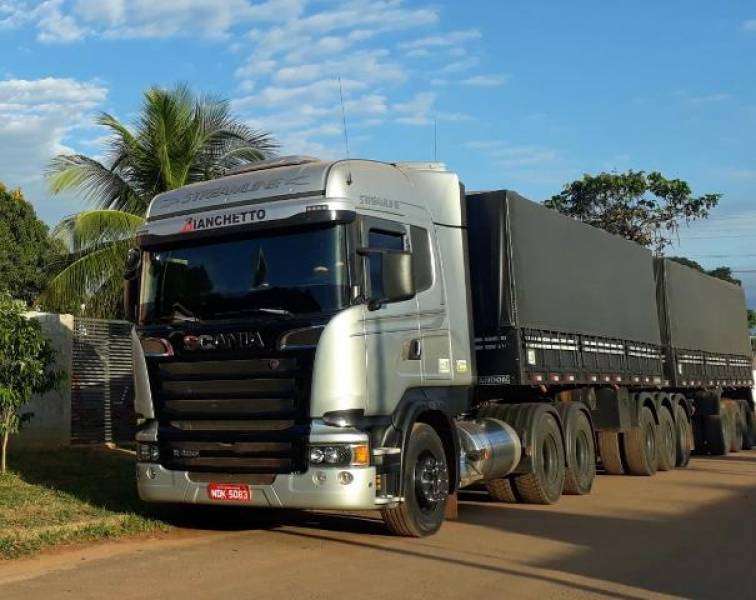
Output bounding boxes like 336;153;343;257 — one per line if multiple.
381;423;449;537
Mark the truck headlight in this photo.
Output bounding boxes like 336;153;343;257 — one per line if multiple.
137;443;160;463
308;444;369;467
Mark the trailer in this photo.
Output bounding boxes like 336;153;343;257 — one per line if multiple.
126;157;755;536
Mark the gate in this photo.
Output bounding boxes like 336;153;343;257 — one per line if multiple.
71;318;136;444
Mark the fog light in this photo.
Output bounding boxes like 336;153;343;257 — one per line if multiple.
309;447;325;464
138;443;160;463
337;471;354;485
146;466;157;480
313;471;327;485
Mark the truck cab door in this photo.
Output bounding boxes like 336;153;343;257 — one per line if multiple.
360;217;421;415
411;225;453;383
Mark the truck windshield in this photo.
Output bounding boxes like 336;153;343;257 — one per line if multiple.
140;225;349;323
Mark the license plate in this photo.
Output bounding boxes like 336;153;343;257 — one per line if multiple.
207;483;252;503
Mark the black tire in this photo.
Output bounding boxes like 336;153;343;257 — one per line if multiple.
623;406;658;476
703;414;728;456
512;412;565;504
597;431;624;475
741;401;754;450
728;402;744;453
674;404;692;468
656;406;676;472
692;414;706;455
381;423;449;537
485;477;519;503
563;409;596;495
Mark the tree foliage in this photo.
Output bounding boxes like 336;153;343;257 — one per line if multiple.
44;83;277;318
748;309;755;330
545;171;720;254
0;184;64;306
667;257;742;286
0;295;63;472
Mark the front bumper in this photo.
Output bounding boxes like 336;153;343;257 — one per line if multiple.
136;464;379;510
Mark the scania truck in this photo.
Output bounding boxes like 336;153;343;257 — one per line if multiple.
125;156;755;536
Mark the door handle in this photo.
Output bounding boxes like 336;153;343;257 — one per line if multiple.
409;339;422;360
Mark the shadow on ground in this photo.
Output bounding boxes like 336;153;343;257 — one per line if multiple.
10;447;756;599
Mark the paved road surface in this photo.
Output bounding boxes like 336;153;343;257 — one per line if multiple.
1;452;754;600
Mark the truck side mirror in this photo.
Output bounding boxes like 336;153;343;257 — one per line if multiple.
123;248;141;323
359;248;415;310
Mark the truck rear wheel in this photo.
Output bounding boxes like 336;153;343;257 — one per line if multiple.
703;414;729;456
656;406;676;471
485;477;519;502
673;403;692;468
623;406;658;476
597;431;624;475
563;409;596;495
512;412;565;504
381;423;449;537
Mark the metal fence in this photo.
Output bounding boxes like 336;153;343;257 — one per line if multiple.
71;318;135;444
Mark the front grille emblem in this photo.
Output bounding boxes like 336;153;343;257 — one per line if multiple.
183;331;265;351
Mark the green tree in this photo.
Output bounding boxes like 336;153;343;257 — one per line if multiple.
748;309;755;330
0;184;64;305
668;257;742;286
0;294;63;472
42;83;276;317
545;171;720;254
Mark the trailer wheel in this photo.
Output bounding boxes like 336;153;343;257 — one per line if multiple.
381;423;448;537
727;402;744;453
656;406;676;472
703;414;728;456
740;401;754;450
673;403;692;468
623;406;658;476
692;414;706;455
485;477;519;503
563;409;596;495
512;412;565;504
597;431;624;475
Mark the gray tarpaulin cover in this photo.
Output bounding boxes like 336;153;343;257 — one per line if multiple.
466;190;661;344
655;258;751;355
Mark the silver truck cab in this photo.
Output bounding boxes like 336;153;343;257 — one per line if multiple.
130;157;480;534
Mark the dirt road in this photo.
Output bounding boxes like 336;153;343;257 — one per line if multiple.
1;452;754;600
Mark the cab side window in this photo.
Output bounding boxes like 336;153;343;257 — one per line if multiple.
367;229;404;299
410;225;433;293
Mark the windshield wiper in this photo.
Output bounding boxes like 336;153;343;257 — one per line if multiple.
168;302;201;323
215;307;295;318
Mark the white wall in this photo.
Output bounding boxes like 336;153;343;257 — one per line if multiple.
13;312;74;449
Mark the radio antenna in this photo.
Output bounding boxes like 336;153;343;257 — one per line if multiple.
338;77;353;185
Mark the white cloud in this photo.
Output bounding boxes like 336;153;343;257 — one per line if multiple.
437;57;479;74
399;29;480;51
461;74;509;87
0;77;108;222
465;140;558;168
2;0;307;42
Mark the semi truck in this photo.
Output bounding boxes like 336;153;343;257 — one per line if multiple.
125;156;755;536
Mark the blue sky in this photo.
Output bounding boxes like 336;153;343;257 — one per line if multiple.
1;0;755;307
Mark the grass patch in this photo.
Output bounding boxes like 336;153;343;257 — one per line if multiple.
0;447;167;559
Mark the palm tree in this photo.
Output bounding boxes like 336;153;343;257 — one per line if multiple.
41;84;276;316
